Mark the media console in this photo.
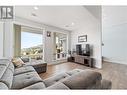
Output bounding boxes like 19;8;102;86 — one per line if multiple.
68;44;93;67
68;55;93;67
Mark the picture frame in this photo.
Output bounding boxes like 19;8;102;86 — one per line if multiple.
47;31;51;37
78;35;87;42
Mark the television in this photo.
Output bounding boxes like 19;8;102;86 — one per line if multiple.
76;44;90;56
76;44;82;55
83;44;90;56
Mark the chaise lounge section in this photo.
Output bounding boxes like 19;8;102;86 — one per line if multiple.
21;58;47;73
0;59;111;90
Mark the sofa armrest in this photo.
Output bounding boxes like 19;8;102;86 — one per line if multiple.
62;70;102;89
100;79;112;89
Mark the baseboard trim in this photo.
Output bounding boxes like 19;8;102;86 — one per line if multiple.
103;59;127;65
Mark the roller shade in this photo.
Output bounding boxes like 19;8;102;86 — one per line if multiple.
21;26;43;34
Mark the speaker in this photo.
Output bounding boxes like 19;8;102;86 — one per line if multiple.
76;44;82;55
83;44;90;56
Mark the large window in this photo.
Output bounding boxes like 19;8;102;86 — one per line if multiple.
21;31;43;60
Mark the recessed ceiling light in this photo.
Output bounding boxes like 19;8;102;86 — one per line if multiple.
71;22;75;26
65;22;75;28
34;6;38;10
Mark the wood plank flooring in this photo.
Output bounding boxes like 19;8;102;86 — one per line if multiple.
39;61;127;89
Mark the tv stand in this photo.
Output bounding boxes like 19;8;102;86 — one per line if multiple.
68;55;93;67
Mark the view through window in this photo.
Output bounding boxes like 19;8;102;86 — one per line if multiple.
21;32;43;60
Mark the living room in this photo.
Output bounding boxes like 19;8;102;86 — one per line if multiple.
1;5;127;90
0;6;108;90
1;0;127;95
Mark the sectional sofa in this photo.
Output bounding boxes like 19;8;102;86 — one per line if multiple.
0;59;111;89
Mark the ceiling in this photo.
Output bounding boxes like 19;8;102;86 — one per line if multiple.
85;6;101;19
15;6;100;31
103;6;127;27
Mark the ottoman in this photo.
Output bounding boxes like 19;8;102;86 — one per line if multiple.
32;63;47;73
24;60;47;73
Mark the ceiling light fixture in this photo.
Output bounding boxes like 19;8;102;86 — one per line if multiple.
71;22;75;26
65;22;75;28
34;6;38;10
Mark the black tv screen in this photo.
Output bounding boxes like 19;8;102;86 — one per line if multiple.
76;44;82;55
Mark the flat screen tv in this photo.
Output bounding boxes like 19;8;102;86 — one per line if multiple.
76;44;82;55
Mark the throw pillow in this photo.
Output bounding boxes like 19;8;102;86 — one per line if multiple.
12;58;24;67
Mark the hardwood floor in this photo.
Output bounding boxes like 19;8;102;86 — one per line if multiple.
39;61;127;89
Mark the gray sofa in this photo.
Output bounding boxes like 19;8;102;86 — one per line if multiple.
0;59;111;90
24;60;47;73
21;58;47;73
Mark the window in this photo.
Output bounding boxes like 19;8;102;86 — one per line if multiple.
21;31;43;60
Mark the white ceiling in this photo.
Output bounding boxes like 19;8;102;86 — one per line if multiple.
85;6;101;19
103;6;127;27
15;6;99;31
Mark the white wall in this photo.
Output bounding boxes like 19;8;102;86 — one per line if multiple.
2;17;71;64
102;6;127;65
0;21;13;58
4;22;14;58
0;22;4;58
71;8;102;68
102;24;127;64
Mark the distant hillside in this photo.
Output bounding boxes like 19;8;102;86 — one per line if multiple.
21;44;43;56
22;44;43;50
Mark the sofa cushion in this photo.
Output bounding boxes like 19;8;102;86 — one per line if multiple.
62;70;102;89
0;82;8;89
43;73;70;87
66;69;84;76
0;68;13;88
25;60;46;66
23;60;47;73
0;59;14;74
46;82;70;90
0;65;7;79
22;82;46;89
0;59;14;89
14;66;35;76
12;71;43;89
8;62;15;73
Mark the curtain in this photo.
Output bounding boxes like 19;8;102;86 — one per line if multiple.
14;24;21;57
